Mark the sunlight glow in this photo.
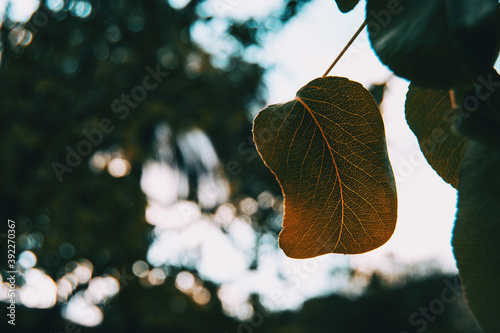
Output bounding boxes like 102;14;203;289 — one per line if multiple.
56;260;94;303
145;201;201;229
141;162;186;206
61;275;119;326
214;203;236;226
198;0;284;20
19;269;57;309
218;285;254;320
4;0;39;22
62;293;103;327
85;276;120;304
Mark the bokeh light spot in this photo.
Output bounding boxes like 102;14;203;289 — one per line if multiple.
192;286;211;306
85;276;120;304
127;16;144;32
46;0;64;11
19;269;57;309
18;251;37;269
168;0;191;10
239;197;259;216
148;268;166;286
89;151;108;172
74;260;93;284
105;25;122;43
132;260;149;278
58;242;75;259
257;191;275;208
61;57;78;74
214;203;236;226
175;271;195;293
108;158;131;178
62;293;103;327
70;1;92;18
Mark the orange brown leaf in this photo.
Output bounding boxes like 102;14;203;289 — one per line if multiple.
253;77;397;258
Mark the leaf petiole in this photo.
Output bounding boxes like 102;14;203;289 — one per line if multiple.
323;20;367;77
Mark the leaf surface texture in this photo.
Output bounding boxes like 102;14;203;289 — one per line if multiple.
253;77;397;258
405;85;465;188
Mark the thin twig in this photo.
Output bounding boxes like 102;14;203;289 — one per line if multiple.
323;20;368;77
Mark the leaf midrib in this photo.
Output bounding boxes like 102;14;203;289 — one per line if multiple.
295;96;344;252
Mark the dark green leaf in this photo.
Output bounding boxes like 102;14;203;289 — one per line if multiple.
366;0;500;87
369;82;387;106
453;71;500;332
335;0;360;13
405;85;466;188
453;140;500;333
452;68;500;147
253;77;397;258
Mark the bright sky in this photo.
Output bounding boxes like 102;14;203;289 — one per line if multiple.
0;0;38;21
5;0;500;324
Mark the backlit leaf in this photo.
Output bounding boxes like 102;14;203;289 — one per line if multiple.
405;85;466;188
253;77;397;258
453;140;500;333
366;0;500;87
335;0;360;13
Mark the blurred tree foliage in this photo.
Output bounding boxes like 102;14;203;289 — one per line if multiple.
0;0;481;332
0;0;277;280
